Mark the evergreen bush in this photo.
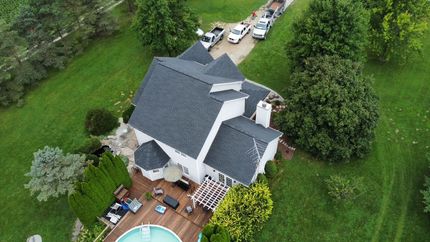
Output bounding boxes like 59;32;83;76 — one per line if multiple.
264;161;278;178
85;108;119;136
76;137;101;154
122;105;135;123
257;173;268;184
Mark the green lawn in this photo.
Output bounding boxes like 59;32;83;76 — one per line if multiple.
189;0;266;30
0;1;267;241
240;0;430;241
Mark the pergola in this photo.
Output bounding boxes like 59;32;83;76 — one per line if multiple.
191;178;229;212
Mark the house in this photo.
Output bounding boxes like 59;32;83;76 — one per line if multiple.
129;42;282;187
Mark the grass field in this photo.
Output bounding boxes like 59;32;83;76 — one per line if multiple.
240;0;430;241
189;0;266;30
0;1;267;241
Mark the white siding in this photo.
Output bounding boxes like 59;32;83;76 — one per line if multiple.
134;129;153;145
210;82;242;93
204;164;243;186
255;138;280;176
140;167;164;181
155;140;201;184
195;98;246;182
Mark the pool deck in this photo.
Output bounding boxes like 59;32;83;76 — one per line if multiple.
104;172;212;242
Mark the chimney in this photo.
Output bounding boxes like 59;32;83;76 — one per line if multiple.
256;101;271;128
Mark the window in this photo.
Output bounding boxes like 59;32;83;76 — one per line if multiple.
218;173;225;183
183;166;189;175
177;163;183;171
153;169;159;173
226;177;232;187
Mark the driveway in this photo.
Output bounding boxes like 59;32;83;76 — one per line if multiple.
209;0;294;64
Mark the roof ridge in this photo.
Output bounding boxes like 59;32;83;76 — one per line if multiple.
157;60;212;86
222;117;269;144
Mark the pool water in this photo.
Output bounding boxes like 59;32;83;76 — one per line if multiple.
116;225;182;242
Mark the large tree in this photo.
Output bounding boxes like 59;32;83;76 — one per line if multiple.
0;21;45;106
275;55;379;162
287;0;369;68
133;0;198;56
25;146;86;201
362;0;430;62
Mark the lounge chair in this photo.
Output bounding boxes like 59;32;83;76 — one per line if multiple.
127;198;142;213
155;204;166;214
110;202;121;211
153;187;164;196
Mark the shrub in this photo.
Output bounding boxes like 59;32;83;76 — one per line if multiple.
145;192;152;201
256;173;268;184
264;160;278;178
85;108;119;136
68;154;131;227
85;154;100;166
77;222;107;242
122;105;135;123
210;183;272;242
76;137;101;154
200;235;209;242
325;175;363;201
202;224;231;242
274;151;282;161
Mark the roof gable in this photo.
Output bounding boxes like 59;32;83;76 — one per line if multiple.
204;54;245;81
134;141;170;170
241;81;271;117
178;41;214;65
129;64;223;158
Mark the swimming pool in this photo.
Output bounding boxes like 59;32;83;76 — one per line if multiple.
116;225;182;242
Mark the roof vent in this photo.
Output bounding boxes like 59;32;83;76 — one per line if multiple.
256;101;271;128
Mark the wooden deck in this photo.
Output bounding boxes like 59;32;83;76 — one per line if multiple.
104;172;212;242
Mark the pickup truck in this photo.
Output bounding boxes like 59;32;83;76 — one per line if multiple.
252;18;272;40
200;27;225;50
268;0;287;18
227;22;252;44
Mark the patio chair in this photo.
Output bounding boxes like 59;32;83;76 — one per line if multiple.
185;205;193;214
153;187;164;196
155;204;166;214
110;202;121;211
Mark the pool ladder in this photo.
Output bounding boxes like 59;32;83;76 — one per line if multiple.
141;225;151;241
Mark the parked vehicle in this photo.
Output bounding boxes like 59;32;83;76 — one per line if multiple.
228;22;252;44
252;18;272;40
200;27;225;50
268;0;287;17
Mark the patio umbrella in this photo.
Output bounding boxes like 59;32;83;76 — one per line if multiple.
163;165;182;182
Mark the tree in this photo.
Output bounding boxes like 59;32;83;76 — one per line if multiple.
0;21;46;106
25;146;85;201
210;182;273;242
85;108;119;135
287;0;369;68
133;0;198;56
362;0;430;62
275;55;379;162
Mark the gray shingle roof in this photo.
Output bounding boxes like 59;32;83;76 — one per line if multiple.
205;54;245;81
129;64;223;159
157;57;237;85
178;41;214;65
241;81;271;117
204;116;281;185
134;141;170;170
224;116;282;143
210;90;249;102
